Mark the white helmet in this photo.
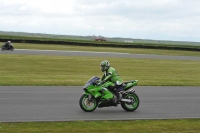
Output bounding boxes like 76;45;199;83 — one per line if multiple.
8;41;11;43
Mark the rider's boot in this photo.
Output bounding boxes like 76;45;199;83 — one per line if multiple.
116;85;124;103
117;91;122;103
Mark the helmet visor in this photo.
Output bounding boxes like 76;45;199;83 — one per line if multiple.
100;65;106;71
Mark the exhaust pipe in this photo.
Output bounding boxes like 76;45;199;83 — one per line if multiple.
121;99;132;103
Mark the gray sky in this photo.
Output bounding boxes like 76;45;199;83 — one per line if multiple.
0;0;200;42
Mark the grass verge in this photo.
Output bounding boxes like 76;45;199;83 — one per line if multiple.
0;119;200;133
0;54;199;86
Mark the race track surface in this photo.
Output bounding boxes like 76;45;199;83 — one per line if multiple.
0;49;200;122
0;86;200;122
1;49;200;60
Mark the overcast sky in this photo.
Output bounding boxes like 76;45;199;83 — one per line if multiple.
0;0;200;42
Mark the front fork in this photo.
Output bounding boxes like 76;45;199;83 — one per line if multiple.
83;92;92;101
87;94;93;102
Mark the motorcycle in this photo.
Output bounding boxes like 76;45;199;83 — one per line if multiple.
1;44;14;51
79;76;140;112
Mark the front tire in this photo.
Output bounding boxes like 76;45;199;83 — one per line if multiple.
79;94;98;112
10;48;14;51
10;46;14;51
121;92;140;112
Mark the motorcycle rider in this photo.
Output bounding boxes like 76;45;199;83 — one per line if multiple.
98;60;124;103
4;41;12;49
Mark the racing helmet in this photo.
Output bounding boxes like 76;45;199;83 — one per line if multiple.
100;60;110;72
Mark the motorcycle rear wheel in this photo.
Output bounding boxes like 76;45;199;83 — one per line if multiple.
121;92;140;112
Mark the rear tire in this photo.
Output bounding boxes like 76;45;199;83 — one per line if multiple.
79;94;98;112
121;92;140;112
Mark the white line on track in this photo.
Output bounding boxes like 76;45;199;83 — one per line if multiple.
15;49;130;55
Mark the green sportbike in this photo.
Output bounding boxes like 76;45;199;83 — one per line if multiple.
79;76;140;112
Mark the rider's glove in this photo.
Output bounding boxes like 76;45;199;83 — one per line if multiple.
97;80;105;86
100;80;105;84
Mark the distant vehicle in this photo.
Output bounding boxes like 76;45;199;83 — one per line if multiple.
95;37;107;41
1;42;14;51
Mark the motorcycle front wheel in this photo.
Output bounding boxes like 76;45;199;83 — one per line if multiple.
79;94;98;112
121;92;140;112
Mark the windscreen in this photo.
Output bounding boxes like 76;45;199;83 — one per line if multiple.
86;76;100;84
83;76;100;88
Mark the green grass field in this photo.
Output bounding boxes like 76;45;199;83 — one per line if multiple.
0;119;200;133
0;54;200;86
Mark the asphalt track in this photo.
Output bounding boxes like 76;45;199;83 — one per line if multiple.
0;49;200;122
0;49;200;60
0;86;200;122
